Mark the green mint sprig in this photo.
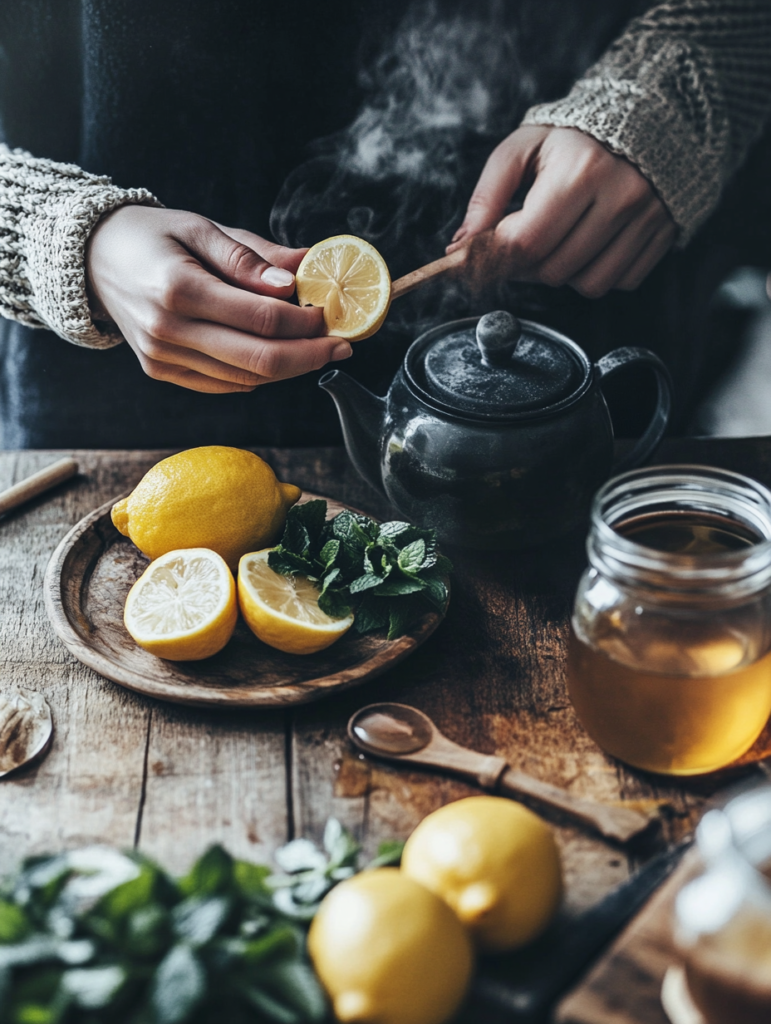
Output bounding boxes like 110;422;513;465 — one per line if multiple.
0;822;401;1024
0;844;326;1024
268;501;452;640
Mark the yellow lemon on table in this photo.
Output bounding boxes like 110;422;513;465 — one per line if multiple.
308;868;473;1024
401;795;563;952
111;446;301;571
295;234;391;341
124;548;237;661
237;549;353;655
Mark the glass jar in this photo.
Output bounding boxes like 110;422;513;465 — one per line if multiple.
671;784;771;1024
567;466;771;775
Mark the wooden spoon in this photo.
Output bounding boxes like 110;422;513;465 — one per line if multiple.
348;702;652;844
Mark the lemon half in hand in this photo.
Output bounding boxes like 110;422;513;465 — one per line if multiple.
238;549;354;655
124;548;238;661
295;235;391;341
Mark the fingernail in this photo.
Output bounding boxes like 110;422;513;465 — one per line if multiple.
451;226;467;243
332;342;352;361
261;266;295;287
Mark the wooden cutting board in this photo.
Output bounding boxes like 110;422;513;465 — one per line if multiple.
556;848;703;1024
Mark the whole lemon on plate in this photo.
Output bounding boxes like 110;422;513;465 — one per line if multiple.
295;235;391;341
308;868;473;1024
401;795;563;952
124;548;237;661
238;549;354;655
111;446;301;571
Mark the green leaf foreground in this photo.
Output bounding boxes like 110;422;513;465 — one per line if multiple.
268;502;452;640
0;824;404;1024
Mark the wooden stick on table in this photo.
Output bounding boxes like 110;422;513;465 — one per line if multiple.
0;457;78;516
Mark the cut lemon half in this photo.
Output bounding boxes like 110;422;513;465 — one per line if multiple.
295;235;391;341
124;548;237;661
238;549;354;655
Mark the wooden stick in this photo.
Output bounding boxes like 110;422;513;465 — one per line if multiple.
0;457;78;516
390;246;468;300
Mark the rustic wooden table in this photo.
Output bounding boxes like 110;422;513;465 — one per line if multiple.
2;440;771;1023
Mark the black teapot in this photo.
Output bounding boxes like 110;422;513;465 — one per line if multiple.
319;312;671;548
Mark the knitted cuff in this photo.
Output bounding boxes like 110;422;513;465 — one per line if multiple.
24;184;162;348
0;145;162;348
521;34;730;246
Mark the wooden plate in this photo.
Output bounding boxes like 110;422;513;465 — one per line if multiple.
43;494;447;708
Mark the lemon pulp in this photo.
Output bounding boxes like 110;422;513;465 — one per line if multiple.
295;235;391;341
124;548;237;661
238;549;353;655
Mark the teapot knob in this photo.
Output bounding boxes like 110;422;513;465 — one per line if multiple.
475;312;522;368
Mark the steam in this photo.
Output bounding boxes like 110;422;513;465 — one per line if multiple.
271;0;643;349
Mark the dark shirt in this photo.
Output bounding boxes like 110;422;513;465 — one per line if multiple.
0;0;660;448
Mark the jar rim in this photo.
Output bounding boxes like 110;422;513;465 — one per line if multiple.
588;465;771;598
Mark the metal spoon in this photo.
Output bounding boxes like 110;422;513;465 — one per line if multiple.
347;702;652;844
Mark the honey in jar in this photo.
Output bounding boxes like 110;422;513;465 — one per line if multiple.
568;467;771;775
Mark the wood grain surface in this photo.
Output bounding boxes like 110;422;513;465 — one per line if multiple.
44;493;446;708
1;441;771;1024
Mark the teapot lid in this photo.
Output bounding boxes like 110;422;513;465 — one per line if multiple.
406;312;590;420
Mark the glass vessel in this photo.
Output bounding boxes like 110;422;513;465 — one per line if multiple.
673;784;771;1024
567;466;771;775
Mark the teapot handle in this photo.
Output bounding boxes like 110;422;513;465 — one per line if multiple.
596;348;672;473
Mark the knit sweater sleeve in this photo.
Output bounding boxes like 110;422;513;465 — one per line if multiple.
520;0;771;245
0;144;162;349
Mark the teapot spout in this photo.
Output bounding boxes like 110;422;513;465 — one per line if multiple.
319;370;386;495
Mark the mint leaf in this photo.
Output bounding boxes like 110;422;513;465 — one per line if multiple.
268;550;316;577
172;895;231;946
353;597;388;634
289;500;328;543
319;539;340;567
179;845;232;897
373;576;426;597
388;598;417;640
348;574;382;595
368;840;405;868
0;902;29;944
377;521;412;543
397;539;426;574
422;575;449;608
234;861;271;899
323;820;360;871
260;960;328;1021
152;944;206;1024
332;512;374;551
319;568;340;594
318;589;352;619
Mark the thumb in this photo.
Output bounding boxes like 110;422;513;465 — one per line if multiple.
448;126;545;251
181;219;298;299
